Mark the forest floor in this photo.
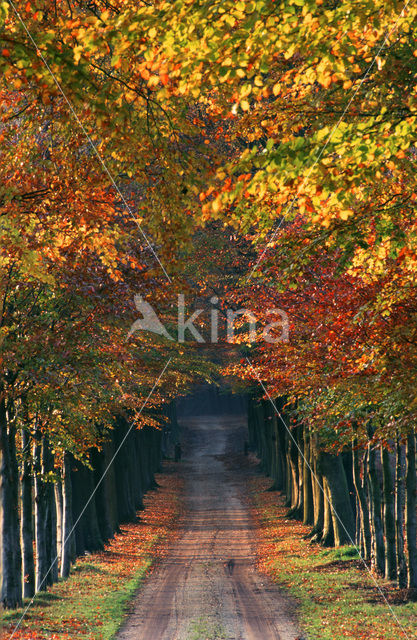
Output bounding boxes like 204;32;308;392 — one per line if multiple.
0;463;183;640
116;414;301;640
248;468;417;640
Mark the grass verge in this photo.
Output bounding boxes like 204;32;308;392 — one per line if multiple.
1;462;183;640
249;474;417;640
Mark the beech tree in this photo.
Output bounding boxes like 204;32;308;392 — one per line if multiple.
1;0;417;609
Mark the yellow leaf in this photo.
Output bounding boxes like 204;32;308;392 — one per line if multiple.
212;198;221;213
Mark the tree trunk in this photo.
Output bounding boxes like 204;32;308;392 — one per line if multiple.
320;451;355;546
321;477;334;547
61;452;75;578
356;496;362;551
83;465;104;551
102;439;119;536
0;397;22;608
406;430;417;589
342;451;356;526
92;447;114;542
145;426;158;490
395;438;407;588
275;405;287;493
352;439;371;561
44;444;58;584
381;447;397;580
247;400;258;451
368;440;385;575
151;425;163;475
72;462;103;553
138;428;151;493
262;401;274;478
133;432;144;510
129;430;142;508
114;420;136;523
20;428;35;598
285;441;292;507
256;403;268;474
271;411;284;491
264;399;278;489
287;427;303;519
309;434;324;541
54;480;63;574
296;428;304;518
303;426;314;526
34;436;49;591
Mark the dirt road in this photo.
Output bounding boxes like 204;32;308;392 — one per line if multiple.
117;415;300;640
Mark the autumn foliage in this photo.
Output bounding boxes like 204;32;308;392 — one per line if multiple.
1;0;417;625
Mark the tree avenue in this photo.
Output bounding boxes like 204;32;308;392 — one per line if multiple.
1;0;417;614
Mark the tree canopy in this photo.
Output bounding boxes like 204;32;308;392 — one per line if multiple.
1;0;417;612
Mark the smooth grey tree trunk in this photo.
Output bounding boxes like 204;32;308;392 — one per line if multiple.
83;464;104;550
309;434;324;542
54;480;63;573
352;439;371;561
321;477;334;547
406;431;417;589
320;451;355;546
256;403;268;474
44;443;58;585
368;440;385;575
381;447;396;580
71;462;103;553
20;428;35;598
114;421;136;523
61;452;75;578
262;401;274;478
133;432;144;510
303;427;314;526
34;436;49;592
0;397;22;608
395;439;407;588
284;433;292;507
274;407;287;492
267;410;279;490
247;401;258;451
92;447;115;542
102;439;119;536
287;427;303;519
296;428;304;519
